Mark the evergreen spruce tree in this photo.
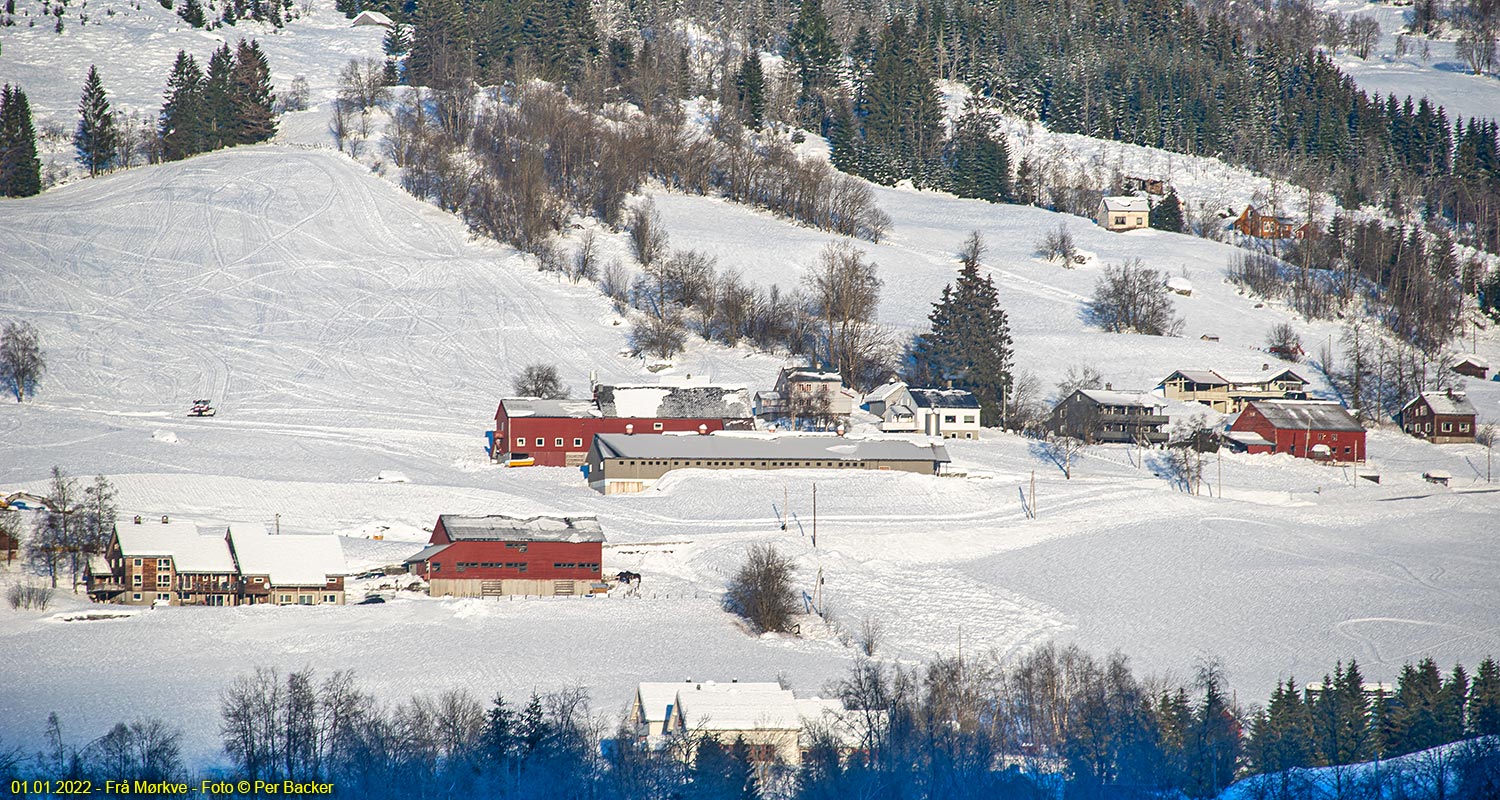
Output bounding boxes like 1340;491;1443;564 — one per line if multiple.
1437;664;1470;743
335;0;359;18
1249;678;1315;774
858;18;943;184
0;84;44;197
946;102;1011;202
229;39;276;145
826;93;858;172
787;0;838;98
405;0;471;89
734;51;766;129
202;43;235;151
912;232;1014;426
74;66;118;177
160;51;208;161
1189;664;1241;797
177;0;206;27
1471;657;1500;736
1151;189;1185;232
382;23;411;85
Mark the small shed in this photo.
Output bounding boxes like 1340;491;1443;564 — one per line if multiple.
351;9;393;26
1166;276;1193;296
1097;196;1150;232
1453;355;1488;379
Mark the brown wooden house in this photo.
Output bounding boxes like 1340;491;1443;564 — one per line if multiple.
1453;355;1489;379
1048;387;1170;445
89;517;239;606
1400;390;1477;444
1233;205;1310;240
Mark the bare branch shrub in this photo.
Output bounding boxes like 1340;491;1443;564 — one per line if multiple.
723;544;798;635
1089;259;1184;336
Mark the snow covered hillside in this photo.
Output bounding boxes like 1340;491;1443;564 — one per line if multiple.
3;140;1499;766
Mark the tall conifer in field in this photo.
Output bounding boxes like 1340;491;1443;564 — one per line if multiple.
911;232;1013;426
74;66;118;177
202;43;236;150
229;39;276;145
159;51;207;161
0;84;42;196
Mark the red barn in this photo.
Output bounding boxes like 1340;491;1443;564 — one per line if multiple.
490;383;753;467
405;514;605;597
1228;400;1365;462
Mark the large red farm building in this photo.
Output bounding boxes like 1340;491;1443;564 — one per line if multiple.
1227;400;1366;462
489;381;753;467
405;514;606;597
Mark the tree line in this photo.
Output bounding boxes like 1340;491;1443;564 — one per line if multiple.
9;650;1497;799
7;467;119;593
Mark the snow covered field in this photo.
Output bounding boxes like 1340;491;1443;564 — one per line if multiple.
2;0;1500;773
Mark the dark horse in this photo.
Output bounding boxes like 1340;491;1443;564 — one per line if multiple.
615;570;641;585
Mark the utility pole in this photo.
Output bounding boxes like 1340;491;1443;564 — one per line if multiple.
274;513;280;535
1217;446;1223;498
811;483;817;548
1030;470;1036;518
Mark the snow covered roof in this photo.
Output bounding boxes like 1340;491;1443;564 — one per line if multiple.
500;398;602;419
637;681;784;725
350;9;392;25
227;523;348;585
594;384;753;419
1165;369;1229;386
675;683;804;730
1078;388;1165;409
115;519;236;573
1226;431;1273;448
1245;400;1363;432
1405;391;1476;416
785;370;845;383
1455;354;1488;368
1216;369;1308;386
908;388;980;409
591;432;951;463
1166;276;1192;293
436;514;605;543
1100;196;1150;213
864;381;908;404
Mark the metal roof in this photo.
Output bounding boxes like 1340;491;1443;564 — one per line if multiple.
1245;400;1363;432
403;543;452;563
636;681;785;724
908;388;981;409
437;514;605;543
594;384;753;419
590;432;951;463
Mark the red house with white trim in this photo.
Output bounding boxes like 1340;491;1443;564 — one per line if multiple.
490;382;754;467
405;514;605;597
1227;400;1366;462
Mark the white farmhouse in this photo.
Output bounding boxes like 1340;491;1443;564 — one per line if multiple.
867;381;982;439
1097;196;1150;231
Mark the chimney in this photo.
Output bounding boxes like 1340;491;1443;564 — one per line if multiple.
698;424;708;435
133;515;142;524
161;515;170;524
1105;382;1112;391
1262;363;1270;371
625;423;634;435
836;423;846;437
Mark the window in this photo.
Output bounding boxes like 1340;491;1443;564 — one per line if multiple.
944;415;957;423
253;576;264;583
555;438;564;447
431;563;441;572
1134;216;1144;225
327;577;337;584
515;437;525;447
536;437;545;447
134;558;142;567
158;558;171;568
573;438;583;447
156;574;170;587
1461;423;1471;432
298;595;313;605
1114;215;1125;225
964;416;975;424
132;593;141;601
181;575;193;589
324;594;336;603
133;574;143;586
280;594;292;604
160;592;172;602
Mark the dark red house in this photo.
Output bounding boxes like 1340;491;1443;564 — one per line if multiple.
1227;400;1365;462
405;514;605;597
489;383;753;467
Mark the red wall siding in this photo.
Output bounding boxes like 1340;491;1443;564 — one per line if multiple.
424;540;602;582
1231;406;1365;461
494;406;728;467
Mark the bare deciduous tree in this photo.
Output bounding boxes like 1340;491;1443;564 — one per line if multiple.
1266;323;1304;362
1089;259;1185;336
1036;223;1077;266
723;543;798;634
512;364;568;399
1;320;46;402
803;243;890;388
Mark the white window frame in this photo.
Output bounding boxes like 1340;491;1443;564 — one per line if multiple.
555;437;564;447
573;437;583;447
535;437;545;447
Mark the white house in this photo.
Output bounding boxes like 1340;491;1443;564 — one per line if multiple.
634;680;858;767
631;681;785;739
1096;196;1150;231
867;382;982;439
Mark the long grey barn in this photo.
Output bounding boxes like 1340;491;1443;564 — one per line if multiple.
584;433;952;494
